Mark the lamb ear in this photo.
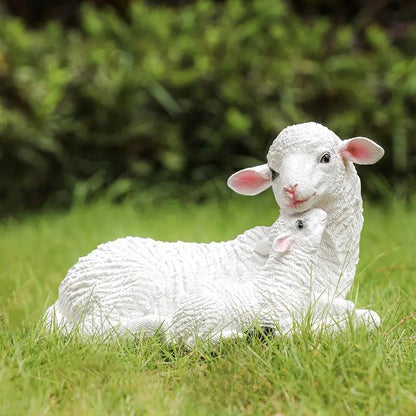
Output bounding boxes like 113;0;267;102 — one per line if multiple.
272;234;292;253
340;137;385;165
227;164;271;196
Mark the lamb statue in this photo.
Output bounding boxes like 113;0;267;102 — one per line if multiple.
44;122;384;340
170;208;337;344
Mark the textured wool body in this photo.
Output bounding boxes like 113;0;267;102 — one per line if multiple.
170;234;318;342
44;227;270;336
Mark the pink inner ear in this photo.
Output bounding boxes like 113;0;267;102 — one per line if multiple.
340;137;384;165
343;141;371;161
273;236;291;253
228;170;270;195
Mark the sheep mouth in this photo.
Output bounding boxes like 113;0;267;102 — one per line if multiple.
285;193;316;209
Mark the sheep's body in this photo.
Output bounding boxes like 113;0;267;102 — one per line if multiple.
44;227;270;336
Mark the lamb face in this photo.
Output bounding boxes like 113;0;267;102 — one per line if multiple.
227;122;384;215
270;208;328;256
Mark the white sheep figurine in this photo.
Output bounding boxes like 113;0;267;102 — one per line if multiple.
44;121;384;338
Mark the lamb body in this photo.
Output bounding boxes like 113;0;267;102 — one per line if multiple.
170;208;329;343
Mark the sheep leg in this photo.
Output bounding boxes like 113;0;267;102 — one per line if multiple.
122;314;170;337
214;329;244;342
311;298;380;332
184;328;244;346
43;302;73;335
352;308;381;330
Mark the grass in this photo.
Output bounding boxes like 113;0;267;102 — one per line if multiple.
1;192;415;415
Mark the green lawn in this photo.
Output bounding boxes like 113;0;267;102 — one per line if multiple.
1;193;415;415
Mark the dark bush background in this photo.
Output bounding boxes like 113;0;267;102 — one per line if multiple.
0;0;415;214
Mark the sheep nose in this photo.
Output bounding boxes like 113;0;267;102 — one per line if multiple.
283;183;298;194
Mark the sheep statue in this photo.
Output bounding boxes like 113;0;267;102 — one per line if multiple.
44;121;384;339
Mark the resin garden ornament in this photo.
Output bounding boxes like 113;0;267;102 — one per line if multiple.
44;122;384;340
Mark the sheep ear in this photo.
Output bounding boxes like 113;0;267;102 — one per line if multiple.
272;234;291;253
227;164;271;196
340;137;384;165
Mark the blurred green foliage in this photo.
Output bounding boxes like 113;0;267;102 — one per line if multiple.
0;0;415;213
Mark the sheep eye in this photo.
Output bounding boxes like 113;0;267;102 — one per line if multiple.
319;153;331;163
270;168;279;180
295;220;304;230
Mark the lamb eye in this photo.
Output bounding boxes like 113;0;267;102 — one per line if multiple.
296;220;304;230
319;153;331;163
270;168;279;180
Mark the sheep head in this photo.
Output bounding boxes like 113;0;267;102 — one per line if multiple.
272;208;328;255
227;122;384;214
